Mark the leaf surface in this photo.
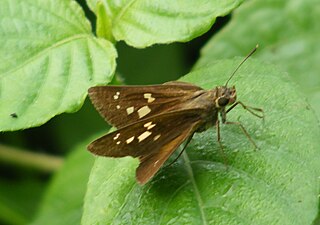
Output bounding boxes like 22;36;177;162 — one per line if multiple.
87;0;244;47
0;0;117;131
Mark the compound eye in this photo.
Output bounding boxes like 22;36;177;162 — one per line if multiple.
217;97;229;107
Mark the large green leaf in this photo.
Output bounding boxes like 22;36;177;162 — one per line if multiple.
87;0;244;47
195;0;320;120
82;60;320;224
0;0;117;131
30;141;95;225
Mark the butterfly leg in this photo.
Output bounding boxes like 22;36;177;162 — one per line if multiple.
216;120;229;165
165;132;195;168
227;101;264;120
224;121;259;149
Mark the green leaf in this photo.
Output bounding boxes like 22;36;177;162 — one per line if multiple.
30;141;95;225
87;0;244;47
82;60;320;224
0;0;117;131
195;0;320;120
96;0;114;42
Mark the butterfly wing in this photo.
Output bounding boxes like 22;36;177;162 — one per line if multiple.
88;83;203;128
87;109;203;184
136;127;195;184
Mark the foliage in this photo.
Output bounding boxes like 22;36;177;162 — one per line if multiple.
0;0;319;224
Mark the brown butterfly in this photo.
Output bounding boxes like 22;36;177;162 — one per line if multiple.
87;46;263;185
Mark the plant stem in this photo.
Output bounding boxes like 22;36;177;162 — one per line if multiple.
0;144;63;172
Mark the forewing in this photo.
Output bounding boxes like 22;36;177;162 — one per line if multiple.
88;83;202;128
87;110;202;183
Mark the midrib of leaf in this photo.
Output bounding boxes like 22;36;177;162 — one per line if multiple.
0;34;92;78
183;152;208;225
112;0;137;27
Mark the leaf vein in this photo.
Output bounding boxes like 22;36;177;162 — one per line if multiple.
183;152;208;225
20;56;50;115
0;34;93;78
113;0;137;28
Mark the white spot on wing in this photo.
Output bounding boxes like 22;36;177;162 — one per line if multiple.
113;92;120;100
144;122;152;127
138;131;152;142
138;106;151;118
148;98;155;103
116;105;120;109
154;160;160;167
144;93;151;98
116;141;121;145
144;93;155;103
147;124;156;130
153;134;161;141
126;136;135;144
144;121;156;130
113;133;120;140
126;106;134;115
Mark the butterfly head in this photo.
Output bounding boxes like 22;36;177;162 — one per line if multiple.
214;86;237;108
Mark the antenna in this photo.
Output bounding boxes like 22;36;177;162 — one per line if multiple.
225;44;259;86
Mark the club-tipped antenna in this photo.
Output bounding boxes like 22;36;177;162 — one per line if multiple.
225;44;259;86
